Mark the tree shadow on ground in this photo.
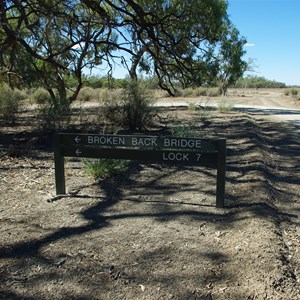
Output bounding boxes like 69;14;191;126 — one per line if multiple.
1;110;299;299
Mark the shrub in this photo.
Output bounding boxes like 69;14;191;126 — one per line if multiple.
103;80;157;131
0;84;25;122
284;88;300;99
31;87;52;104
166;87;221;98
77;87;100;102
194;87;208;96
207;88;220;97
217;98;234;113
197;98;213;121
290;89;299;96
234;76;286;88
83;158;128;179
37;100;71;130
177;87;207;97
99;88;123;103
188;102;197;111
171;122;202;138
122;81;157;130
181;88;194;97
171;123;206;138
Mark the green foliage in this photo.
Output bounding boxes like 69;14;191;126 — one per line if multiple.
31;88;52;104
100;88;123;103
77;87;100;102
194;87;209;97
207;88;221;97
122;81;157;130
188;102;197;111
0;0;245;98
103;80;157;131
124;0;232;92
0;83;25;122
180;88;194;97
217;98;235;113
83;159;128;179
64;75;80;88
84;76;127;89
290;89;299;96
0;1;115;110
176;87;221;97
217;26;248;95
171;124;195;138
170;122;203;138
234;76;286;88
37;100;70;131
285;88;300;99
142;77;160;90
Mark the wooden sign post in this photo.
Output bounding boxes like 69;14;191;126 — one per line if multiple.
53;133;226;208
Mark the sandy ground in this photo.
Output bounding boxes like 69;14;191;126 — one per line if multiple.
0;88;299;299
158;88;300;124
158;88;300;108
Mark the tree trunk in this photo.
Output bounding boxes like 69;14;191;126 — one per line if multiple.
129;45;148;81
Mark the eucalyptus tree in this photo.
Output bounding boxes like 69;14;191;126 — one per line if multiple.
82;0;239;94
216;26;247;95
0;0;117;108
0;0;247;101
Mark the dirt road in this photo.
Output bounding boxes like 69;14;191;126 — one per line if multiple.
158;88;300;124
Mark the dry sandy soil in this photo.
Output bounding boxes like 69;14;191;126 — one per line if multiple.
0;89;299;299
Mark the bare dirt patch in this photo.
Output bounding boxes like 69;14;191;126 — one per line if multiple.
158;88;300;110
1;93;300;299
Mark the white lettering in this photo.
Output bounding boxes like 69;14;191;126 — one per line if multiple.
196;140;202;148
163;138;202;149
119;137;125;145
152;138;158;147
164;139;170;147
183;153;189;161
131;137;157;147
100;136;108;144
143;138;150;146
87;136;125;146
163;152;190;161
132;137;138;146
171;139;177;148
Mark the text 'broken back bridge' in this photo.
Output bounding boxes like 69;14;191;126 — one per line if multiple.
53;133;226;208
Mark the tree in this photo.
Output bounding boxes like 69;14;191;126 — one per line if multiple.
84;0;233;94
216;26;247;95
0;0;247;102
0;0;116;108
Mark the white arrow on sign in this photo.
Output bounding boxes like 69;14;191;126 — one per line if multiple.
76;149;82;156
74;136;81;143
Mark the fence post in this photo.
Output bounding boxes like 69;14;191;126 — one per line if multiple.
216;138;226;208
53;134;66;195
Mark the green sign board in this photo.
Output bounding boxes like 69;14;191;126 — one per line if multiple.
53;133;226;208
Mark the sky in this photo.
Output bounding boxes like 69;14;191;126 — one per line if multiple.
228;0;300;86
107;0;300;86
